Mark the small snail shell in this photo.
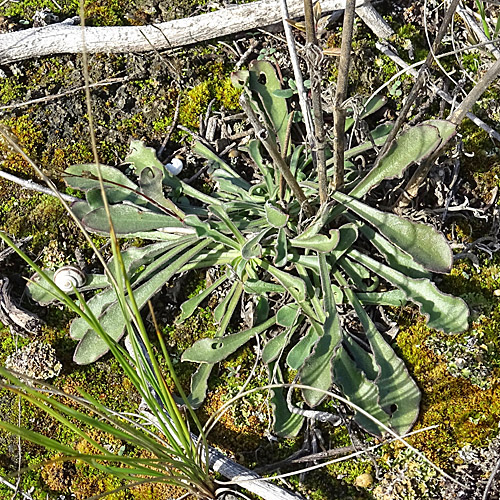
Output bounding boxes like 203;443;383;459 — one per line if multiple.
165;157;183;176
53;266;86;292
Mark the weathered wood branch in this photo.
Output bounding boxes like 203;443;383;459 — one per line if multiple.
0;277;44;336
0;0;368;65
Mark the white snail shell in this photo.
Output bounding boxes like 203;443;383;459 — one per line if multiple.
165;157;183;176
53;266;86;292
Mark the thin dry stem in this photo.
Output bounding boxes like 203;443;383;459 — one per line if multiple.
279;0;315;145
303;0;328;205
332;0;357;191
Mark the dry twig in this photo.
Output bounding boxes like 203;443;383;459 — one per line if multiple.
303;0;328;204
332;0;357;191
0;0;366;65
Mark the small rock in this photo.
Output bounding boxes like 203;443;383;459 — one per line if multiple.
5;341;62;380
354;472;374;488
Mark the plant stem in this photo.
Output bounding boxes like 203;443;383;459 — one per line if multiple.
332;0;356;191
279;0;315;145
303;0;328;206
240;94;314;217
303;0;317;45
373;0;461;169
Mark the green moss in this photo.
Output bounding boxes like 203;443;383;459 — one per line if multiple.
0;58;74;109
0;193;71;256
462;51;482;74
180;81;213;129
0;0;77;19
59;357;140;413
179;67;242;129
214;77;242;111
116;113;147;137
0;0;133;27
0;115;45;175
0;327;30;363
164;306;217;353
290;468;373;500
394;303;500;466
84;0;131;26
457;120;500;202
70;466;126;500
0;75;25;104
152;116;173;134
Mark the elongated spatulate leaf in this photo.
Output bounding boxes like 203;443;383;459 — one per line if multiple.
233;60;290;153
358;223;431;280
73;240;210;364
65;163;138;193
300;255;343;407
337;271;421;434
333;348;394;435
349;121;455;198
126;139;165;176
82;205;186;236
177;274;228;324
333;191;452;273
182;317;276;364
348;250;469;333
267;362;304;437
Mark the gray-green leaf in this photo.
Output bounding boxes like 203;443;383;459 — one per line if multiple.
349;250;469;333
334;191;452;273
181;317;276;364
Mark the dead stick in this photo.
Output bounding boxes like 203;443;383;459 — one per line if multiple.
0;168;79;203
279;0;315;147
332;0;357;191
303;0;328;205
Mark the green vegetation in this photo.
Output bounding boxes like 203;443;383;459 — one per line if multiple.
179;74;242;129
0;2;499;498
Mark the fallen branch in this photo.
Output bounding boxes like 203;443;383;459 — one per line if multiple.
0;0;368;65
355;2;393;39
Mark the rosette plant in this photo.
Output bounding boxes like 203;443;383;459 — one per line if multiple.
28;60;469;437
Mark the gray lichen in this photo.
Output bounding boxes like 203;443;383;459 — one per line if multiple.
425;330;493;389
5;340;62;380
